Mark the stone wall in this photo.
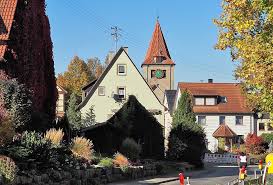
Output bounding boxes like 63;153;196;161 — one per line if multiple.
1;164;160;185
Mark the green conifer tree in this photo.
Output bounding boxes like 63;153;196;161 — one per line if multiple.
172;90;196;127
67;93;81;130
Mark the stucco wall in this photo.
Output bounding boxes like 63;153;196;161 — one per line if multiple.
80;51;164;126
196;114;254;152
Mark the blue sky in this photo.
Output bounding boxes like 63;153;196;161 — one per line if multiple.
46;0;237;84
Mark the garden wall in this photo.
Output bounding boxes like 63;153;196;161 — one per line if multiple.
1;164;160;185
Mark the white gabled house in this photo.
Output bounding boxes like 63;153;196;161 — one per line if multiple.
78;47;165;127
166;80;255;153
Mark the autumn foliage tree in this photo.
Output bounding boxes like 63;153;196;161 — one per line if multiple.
245;134;265;155
214;0;273;120
57;56;92;98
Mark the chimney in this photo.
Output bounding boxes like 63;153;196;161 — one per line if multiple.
123;47;128;54
208;79;213;83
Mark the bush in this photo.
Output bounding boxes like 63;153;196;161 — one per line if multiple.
71;137;93;161
245;134;265;155
98;157;113;168
113;152;130;168
44;128;64;147
0;79;32;130
0;117;16;146
120;138;141;161
0;155;16;183
261;133;273;144
167;123;206;167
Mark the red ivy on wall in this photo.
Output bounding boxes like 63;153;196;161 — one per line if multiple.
1;0;57;122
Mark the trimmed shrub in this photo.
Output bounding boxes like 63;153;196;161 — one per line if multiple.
167;123;206;167
0;155;16;183
245;134;265;155
98;157;113;168
261;133;273;144
120;138;141;161
44;128;64;147
71;137;93;161
113;152;130;167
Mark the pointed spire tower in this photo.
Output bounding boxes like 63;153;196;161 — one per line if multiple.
142;20;175;102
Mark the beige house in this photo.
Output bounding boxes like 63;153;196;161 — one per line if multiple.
78;47;165;126
256;113;271;135
56;84;67;118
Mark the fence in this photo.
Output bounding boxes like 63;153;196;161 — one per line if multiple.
204;153;239;164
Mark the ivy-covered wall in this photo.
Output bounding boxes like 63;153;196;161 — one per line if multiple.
1;0;56;121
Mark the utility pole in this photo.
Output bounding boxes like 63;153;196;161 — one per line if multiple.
111;26;122;53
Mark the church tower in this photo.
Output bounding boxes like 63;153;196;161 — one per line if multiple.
142;20;175;102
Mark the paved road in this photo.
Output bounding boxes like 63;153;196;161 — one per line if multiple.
110;165;259;185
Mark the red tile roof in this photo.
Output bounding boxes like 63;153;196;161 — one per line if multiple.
178;82;252;113
213;124;237;138
0;0;18;58
142;20;175;66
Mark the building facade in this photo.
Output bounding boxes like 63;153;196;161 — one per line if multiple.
167;80;255;152
56;85;67;118
78;48;164;126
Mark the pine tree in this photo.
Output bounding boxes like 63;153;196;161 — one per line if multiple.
172;90;196;127
82;106;96;127
67;93;81;130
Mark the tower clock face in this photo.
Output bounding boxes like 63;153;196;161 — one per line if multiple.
155;69;164;79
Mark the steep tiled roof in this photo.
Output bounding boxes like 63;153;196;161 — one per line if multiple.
178;82;252;113
0;0;18;58
142;20;175;66
213;124;237;138
165;90;176;113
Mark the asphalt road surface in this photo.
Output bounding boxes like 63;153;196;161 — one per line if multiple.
110;165;258;185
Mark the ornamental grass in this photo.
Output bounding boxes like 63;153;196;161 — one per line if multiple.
113;152;130;167
44;128;64;146
71;136;93;161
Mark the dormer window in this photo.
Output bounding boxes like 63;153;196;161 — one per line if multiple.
194;97;216;106
153;56;164;63
220;96;227;103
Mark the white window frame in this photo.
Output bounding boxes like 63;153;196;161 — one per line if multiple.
219;116;225;125
98;86;105;96
195;97;205;105
198;116;206;125
117;87;126;99
205;97;216;105
235;116;243;125
117;64;126;76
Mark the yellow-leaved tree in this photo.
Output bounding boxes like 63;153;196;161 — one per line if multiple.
214;0;273;120
57;56;92;98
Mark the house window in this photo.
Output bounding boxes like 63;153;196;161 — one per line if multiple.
236;116;243;125
98;86;105;96
117;87;126;99
198;116;206;125
219;116;225;125
195;97;205;105
220;96;227;103
259;123;265;131
117;64;126;75
205;98;216;105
